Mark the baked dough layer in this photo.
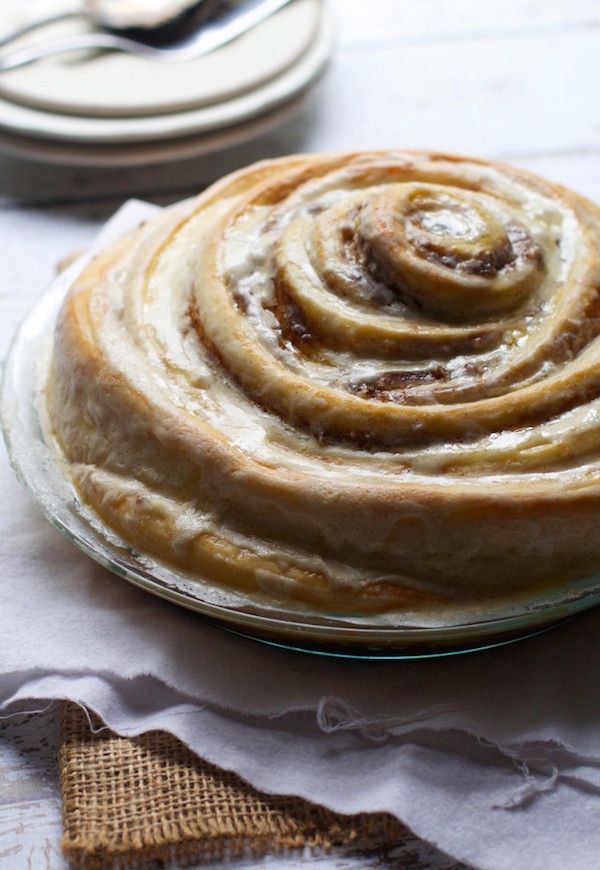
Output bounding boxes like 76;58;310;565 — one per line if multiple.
47;151;600;611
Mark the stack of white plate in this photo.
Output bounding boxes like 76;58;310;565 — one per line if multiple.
0;0;329;165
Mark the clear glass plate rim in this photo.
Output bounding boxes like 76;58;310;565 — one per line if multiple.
3;258;600;651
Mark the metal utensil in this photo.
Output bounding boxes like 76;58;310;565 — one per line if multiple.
0;0;294;72
0;0;212;49
90;0;212;31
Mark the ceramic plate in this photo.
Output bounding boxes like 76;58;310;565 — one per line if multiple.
0;0;321;117
0;3;330;143
0;91;310;167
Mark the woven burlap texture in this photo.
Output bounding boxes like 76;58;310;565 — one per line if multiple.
59;701;405;868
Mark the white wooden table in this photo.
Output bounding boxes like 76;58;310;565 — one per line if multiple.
1;1;599;866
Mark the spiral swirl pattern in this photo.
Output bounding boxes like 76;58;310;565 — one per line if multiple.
47;151;600;611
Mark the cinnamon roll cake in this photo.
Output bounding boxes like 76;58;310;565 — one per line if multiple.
47;151;600;612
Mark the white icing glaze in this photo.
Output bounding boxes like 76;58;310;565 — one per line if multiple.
46;152;600;609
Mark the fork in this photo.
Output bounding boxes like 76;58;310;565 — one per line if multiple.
0;0;294;72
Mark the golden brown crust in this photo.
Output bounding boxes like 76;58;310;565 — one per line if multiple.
46;150;600;611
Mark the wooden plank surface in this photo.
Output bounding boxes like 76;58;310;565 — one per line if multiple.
1;0;599;867
334;0;600;47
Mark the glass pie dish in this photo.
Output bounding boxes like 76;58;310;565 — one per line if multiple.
3;239;600;660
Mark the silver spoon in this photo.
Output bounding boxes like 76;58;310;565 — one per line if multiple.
0;0;294;72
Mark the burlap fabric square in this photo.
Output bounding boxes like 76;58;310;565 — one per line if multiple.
59;702;410;868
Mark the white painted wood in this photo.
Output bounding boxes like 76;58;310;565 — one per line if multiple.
0;709;65;869
308;30;600;157
331;0;600;48
0;206;100;359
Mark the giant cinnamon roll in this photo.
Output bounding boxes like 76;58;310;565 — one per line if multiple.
47;151;600;612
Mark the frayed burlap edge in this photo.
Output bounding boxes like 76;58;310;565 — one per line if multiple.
59;702;405;869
